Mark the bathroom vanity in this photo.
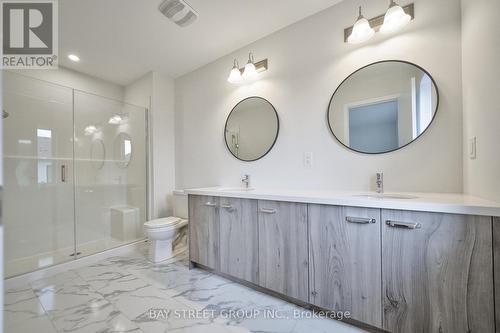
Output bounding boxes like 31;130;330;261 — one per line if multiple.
185;188;500;333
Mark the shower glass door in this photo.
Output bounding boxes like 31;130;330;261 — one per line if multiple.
3;72;148;278
3;72;76;278
73;91;147;258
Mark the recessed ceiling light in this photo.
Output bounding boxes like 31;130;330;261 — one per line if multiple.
68;54;80;62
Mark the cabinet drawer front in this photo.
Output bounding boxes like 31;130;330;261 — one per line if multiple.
219;197;258;283
382;209;494;333
309;205;382;328
188;195;219;269
258;200;309;302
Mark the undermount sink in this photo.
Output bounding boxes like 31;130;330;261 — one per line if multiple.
353;193;418;200
214;187;255;192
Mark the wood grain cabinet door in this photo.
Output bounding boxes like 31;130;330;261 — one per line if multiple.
258;200;309;302
188;195;219;270
494;218;500;332
382;209;494;333
309;205;382;328
219;197;259;283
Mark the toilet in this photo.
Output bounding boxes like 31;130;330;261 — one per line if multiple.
144;191;188;263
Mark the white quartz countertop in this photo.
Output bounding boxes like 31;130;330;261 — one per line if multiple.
182;187;500;217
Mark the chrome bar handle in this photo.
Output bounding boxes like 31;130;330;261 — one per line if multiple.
346;216;376;224
204;202;217;207
61;165;66;182
385;220;421;229
220;204;233;209
259;208;276;214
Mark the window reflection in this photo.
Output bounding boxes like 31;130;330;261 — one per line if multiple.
37;128;53;184
124;139;131;159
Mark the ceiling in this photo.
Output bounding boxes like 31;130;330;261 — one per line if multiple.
59;0;344;85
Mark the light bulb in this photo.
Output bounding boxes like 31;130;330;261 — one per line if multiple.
347;7;375;44
227;59;243;84
242;53;258;81
380;1;411;34
84;125;97;135
108;115;122;124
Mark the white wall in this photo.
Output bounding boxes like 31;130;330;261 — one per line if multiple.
175;0;463;193
10;66;124;101
124;72;176;218
152;73;176;217
462;0;500;202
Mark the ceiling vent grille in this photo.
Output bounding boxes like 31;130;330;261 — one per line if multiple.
159;0;198;27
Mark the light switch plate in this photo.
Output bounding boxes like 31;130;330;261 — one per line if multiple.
304;152;313;168
469;136;477;160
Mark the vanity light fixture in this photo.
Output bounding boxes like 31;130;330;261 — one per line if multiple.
108;114;123;124
343;2;414;43
380;0;412;33
242;53;259;81
227;59;243;84
84;125;98;135
227;53;268;84
347;6;375;44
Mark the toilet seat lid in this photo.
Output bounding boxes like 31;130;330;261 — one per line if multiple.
144;216;181;228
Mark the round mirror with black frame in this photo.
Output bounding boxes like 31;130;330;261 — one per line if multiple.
327;60;439;154
224;96;279;162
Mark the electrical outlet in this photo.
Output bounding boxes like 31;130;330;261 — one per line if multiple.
304;152;313;168
469;136;477;160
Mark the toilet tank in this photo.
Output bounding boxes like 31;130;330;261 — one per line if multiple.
173;190;188;219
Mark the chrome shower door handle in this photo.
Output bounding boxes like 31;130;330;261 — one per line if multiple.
61;165;66;182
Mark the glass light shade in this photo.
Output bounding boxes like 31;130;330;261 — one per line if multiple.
108;115;122;124
380;4;411;33
347;17;375;44
84;125;98;135
227;66;243;84
242;62;258;81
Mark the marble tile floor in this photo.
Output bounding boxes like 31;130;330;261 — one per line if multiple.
4;242;368;333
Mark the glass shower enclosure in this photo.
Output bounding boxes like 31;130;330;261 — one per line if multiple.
3;71;148;278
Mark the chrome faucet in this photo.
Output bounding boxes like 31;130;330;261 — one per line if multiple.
242;174;250;189
376;173;384;194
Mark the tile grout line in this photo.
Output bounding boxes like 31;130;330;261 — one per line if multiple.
12;283;61;333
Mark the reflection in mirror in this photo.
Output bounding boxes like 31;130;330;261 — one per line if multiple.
114;132;132;168
90;139;105;169
328;61;439;154
225;97;279;161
